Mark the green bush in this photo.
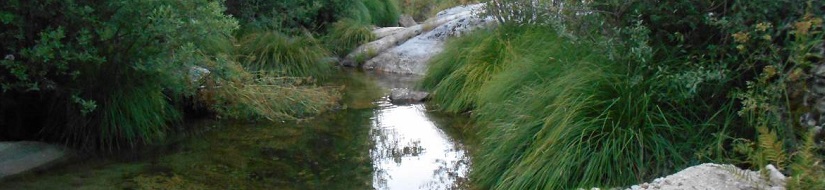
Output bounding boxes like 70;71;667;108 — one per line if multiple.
0;0;238;148
226;0;400;35
225;0;333;34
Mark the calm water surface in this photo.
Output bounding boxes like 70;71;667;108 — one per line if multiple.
0;71;473;190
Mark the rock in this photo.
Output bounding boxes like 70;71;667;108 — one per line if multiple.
765;164;786;187
188;66;211;84
627;163;782;190
389;88;429;105
399;15;417;27
362;3;495;75
373;27;406;39
361;37;444;75
0;141;70;180
342;3;492;68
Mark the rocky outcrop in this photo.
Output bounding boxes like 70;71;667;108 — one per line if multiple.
0;141;70;180
342;3;495;70
362;3;495;75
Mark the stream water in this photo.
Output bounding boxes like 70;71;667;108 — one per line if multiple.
0;71;473;190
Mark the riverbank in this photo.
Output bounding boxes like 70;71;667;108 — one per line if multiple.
0;70;476;189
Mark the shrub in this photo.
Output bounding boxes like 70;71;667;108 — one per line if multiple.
225;0;333;34
0;0;238;149
226;0;400;35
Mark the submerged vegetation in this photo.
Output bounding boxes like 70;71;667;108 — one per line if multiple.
424;0;825;189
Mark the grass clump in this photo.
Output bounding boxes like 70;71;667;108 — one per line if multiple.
421;27;517;113
237;31;334;79
424;25;735;189
324;19;376;57
364;0;401;26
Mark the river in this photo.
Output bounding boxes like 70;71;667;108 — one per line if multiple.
0;70;473;190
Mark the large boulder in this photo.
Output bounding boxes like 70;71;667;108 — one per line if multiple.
362;3;495;75
0;141;70;180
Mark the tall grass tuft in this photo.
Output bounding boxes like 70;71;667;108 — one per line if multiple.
238;31;333;79
425;25;735;189
348;0;374;24
324;19;376;57
363;0;401;26
44;77;181;150
420;27;517;113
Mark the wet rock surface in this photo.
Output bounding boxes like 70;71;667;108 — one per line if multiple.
0;141;70;180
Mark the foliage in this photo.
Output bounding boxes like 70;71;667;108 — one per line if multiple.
424;25;736;189
237;31;334;79
324;19;376;57
448;0;825;188
226;0;400;35
0;0;239;148
786;129;825;189
225;0;335;34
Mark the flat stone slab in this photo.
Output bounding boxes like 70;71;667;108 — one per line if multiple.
389;88;429;105
0;141;69;180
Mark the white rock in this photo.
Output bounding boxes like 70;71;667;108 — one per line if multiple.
765;164;786;187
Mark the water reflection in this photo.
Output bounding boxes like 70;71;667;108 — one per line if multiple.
366;72;471;190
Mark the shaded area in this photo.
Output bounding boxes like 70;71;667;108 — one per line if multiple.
0;110;375;189
0;71;475;189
